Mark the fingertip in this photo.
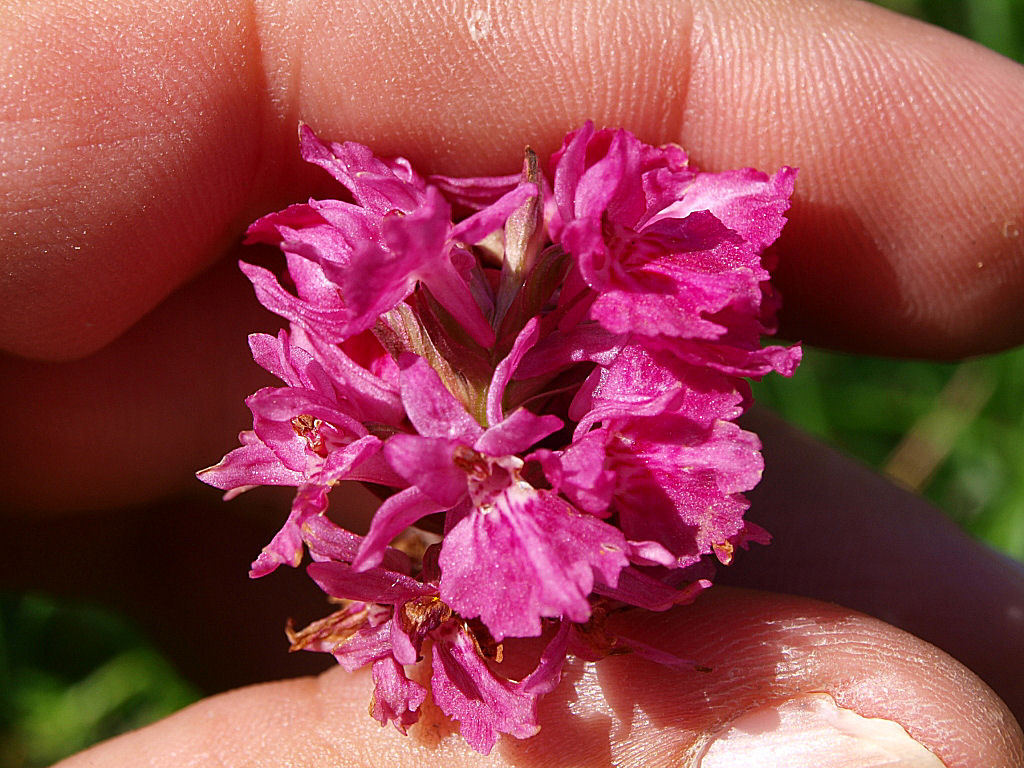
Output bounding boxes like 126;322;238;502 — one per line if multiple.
681;0;1024;355
0;0;267;359
6;0;1024;358
56;590;1021;768
518;589;1022;768
258;0;694;174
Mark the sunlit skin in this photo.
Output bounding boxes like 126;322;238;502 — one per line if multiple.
2;0;1024;765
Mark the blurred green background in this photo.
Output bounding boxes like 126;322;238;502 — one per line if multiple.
755;0;1024;562
3;1;1023;765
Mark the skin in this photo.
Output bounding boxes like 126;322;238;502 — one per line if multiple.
2;0;1024;765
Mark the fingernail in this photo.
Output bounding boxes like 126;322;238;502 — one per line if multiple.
697;693;946;767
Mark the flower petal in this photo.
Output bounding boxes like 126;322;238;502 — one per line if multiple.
298;124;426;215
302;514;413;574
397;354;483;441
532;430;614;517
430;623;541;754
450;180;536;246
384;434;467;507
288;326;404;425
308;561;432;604
370;656;427;732
608;415;763;564
239;261;354;341
474;407;562;458
429;171;521;211
486;316;540;427
196;430;304;496
439;486;628;640
649;166;797;251
593;565;706;611
355;486;447;571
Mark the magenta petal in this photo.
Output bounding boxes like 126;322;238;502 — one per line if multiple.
650;166;797;251
245;201;326;245
419;254;497;348
249;387;366;439
248;331;313;390
635;417;764;496
625;539;677;567
329;621;394;671
239;261;355;342
593;565;700;611
518;620;571;697
430;623;541;755
273;219;363;283
429;171;522;211
532;431;614;516
571;129;633;220
666;335;803;378
298;124;426;214
572;378;681;438
370;656;426;732
486;316;540;426
319;435;383;482
196;431;304;496
355;487;447;571
728;520;772;556
389;617;419;666
250;486;323;578
551;121;595;225
397;354;483;441
384;434;467;507
308;561;431;604
610;415;763;563
474;408;562;458
282;249;351;308
301;514;413;574
245;390;360;475
588;283;732;341
450;180;536;245
374;182;449;264
439;486;628;640
515;322;624;380
300;513;362;562
571;345;747;433
320;240;417;337
292;328;404;425
307;199;383;252
248;433;381;577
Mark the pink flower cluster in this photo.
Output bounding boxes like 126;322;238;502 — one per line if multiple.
199;122;799;753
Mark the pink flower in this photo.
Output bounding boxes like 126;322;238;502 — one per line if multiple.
198;328;401;576
244;125;536;349
291;515;570;754
562;344;765;566
351;341;629;642
545;123;800;377
199;122;800;752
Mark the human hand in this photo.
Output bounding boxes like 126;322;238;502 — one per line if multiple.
2;0;1023;766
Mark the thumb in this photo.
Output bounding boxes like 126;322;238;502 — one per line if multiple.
53;589;1023;768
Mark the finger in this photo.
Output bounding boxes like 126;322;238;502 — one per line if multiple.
52;589;1023;768
0;254;281;513
5;389;1022;719
3;266;1021;721
3;0;1023;359
2;270;1020;712
728;407;1024;722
